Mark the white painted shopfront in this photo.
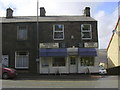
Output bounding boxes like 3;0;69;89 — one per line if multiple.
39;56;99;74
39;43;100;74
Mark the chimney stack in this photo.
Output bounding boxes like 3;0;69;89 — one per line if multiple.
40;7;46;17
84;7;90;17
6;8;13;18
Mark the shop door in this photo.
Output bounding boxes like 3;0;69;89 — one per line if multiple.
41;58;50;74
69;56;77;73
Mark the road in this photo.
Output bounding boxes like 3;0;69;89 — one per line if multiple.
1;75;119;88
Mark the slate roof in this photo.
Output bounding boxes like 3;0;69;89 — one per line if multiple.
1;15;97;23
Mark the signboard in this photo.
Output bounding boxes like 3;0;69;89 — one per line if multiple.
2;55;9;67
67;48;78;56
84;42;98;48
40;43;59;48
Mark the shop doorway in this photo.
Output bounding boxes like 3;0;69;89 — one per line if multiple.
69;56;77;73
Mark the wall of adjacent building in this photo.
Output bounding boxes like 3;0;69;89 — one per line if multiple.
118;20;120;66
107;20;120;68
98;49;107;68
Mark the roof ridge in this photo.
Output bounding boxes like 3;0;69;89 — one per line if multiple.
1;16;97;23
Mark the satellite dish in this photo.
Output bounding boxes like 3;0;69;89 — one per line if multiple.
112;30;116;34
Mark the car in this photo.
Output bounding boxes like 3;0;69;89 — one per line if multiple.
99;68;107;74
0;64;17;79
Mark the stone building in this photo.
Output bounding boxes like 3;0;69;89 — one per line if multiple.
2;7;99;74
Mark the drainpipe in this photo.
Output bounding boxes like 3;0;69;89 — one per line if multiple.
36;0;39;73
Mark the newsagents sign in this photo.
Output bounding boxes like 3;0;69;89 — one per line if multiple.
39;43;59;48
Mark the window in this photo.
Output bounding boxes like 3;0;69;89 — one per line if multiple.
53;24;64;40
15;51;29;69
2;55;9;67
81;24;92;39
70;57;76;65
52;57;65;66
41;58;49;67
80;57;94;66
17;26;28;40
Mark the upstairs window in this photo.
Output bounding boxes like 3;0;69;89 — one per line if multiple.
81;24;92;40
17;26;28;40
53;24;64;40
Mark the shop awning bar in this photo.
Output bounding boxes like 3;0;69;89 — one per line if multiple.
39;48;67;56
79;48;97;56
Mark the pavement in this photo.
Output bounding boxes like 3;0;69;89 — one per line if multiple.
15;73;109;80
2;75;119;88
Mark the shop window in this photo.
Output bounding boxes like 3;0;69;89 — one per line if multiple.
52;57;65;66
81;24;92;40
15;51;29;69
17;25;28;40
70;57;76;65
53;24;64;40
80;57;94;66
41;58;49;67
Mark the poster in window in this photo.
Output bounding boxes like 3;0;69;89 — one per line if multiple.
2;55;9;67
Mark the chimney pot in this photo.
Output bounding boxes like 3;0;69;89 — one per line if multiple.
40;7;46;17
84;7;90;17
6;8;13;18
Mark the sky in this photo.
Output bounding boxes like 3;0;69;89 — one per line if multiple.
0;0;120;49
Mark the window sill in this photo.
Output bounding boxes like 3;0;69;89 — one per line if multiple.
53;39;64;40
82;38;92;40
17;40;28;41
15;67;29;70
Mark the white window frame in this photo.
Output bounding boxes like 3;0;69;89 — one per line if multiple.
15;51;29;69
53;24;64;40
17;25;28;40
81;24;92;40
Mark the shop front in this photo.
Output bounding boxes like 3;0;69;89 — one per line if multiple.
78;48;99;73
39;48;68;74
39;47;99;74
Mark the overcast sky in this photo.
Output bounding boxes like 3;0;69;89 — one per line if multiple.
0;0;119;49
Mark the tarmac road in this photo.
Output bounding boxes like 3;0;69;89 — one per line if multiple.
1;75;119;88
